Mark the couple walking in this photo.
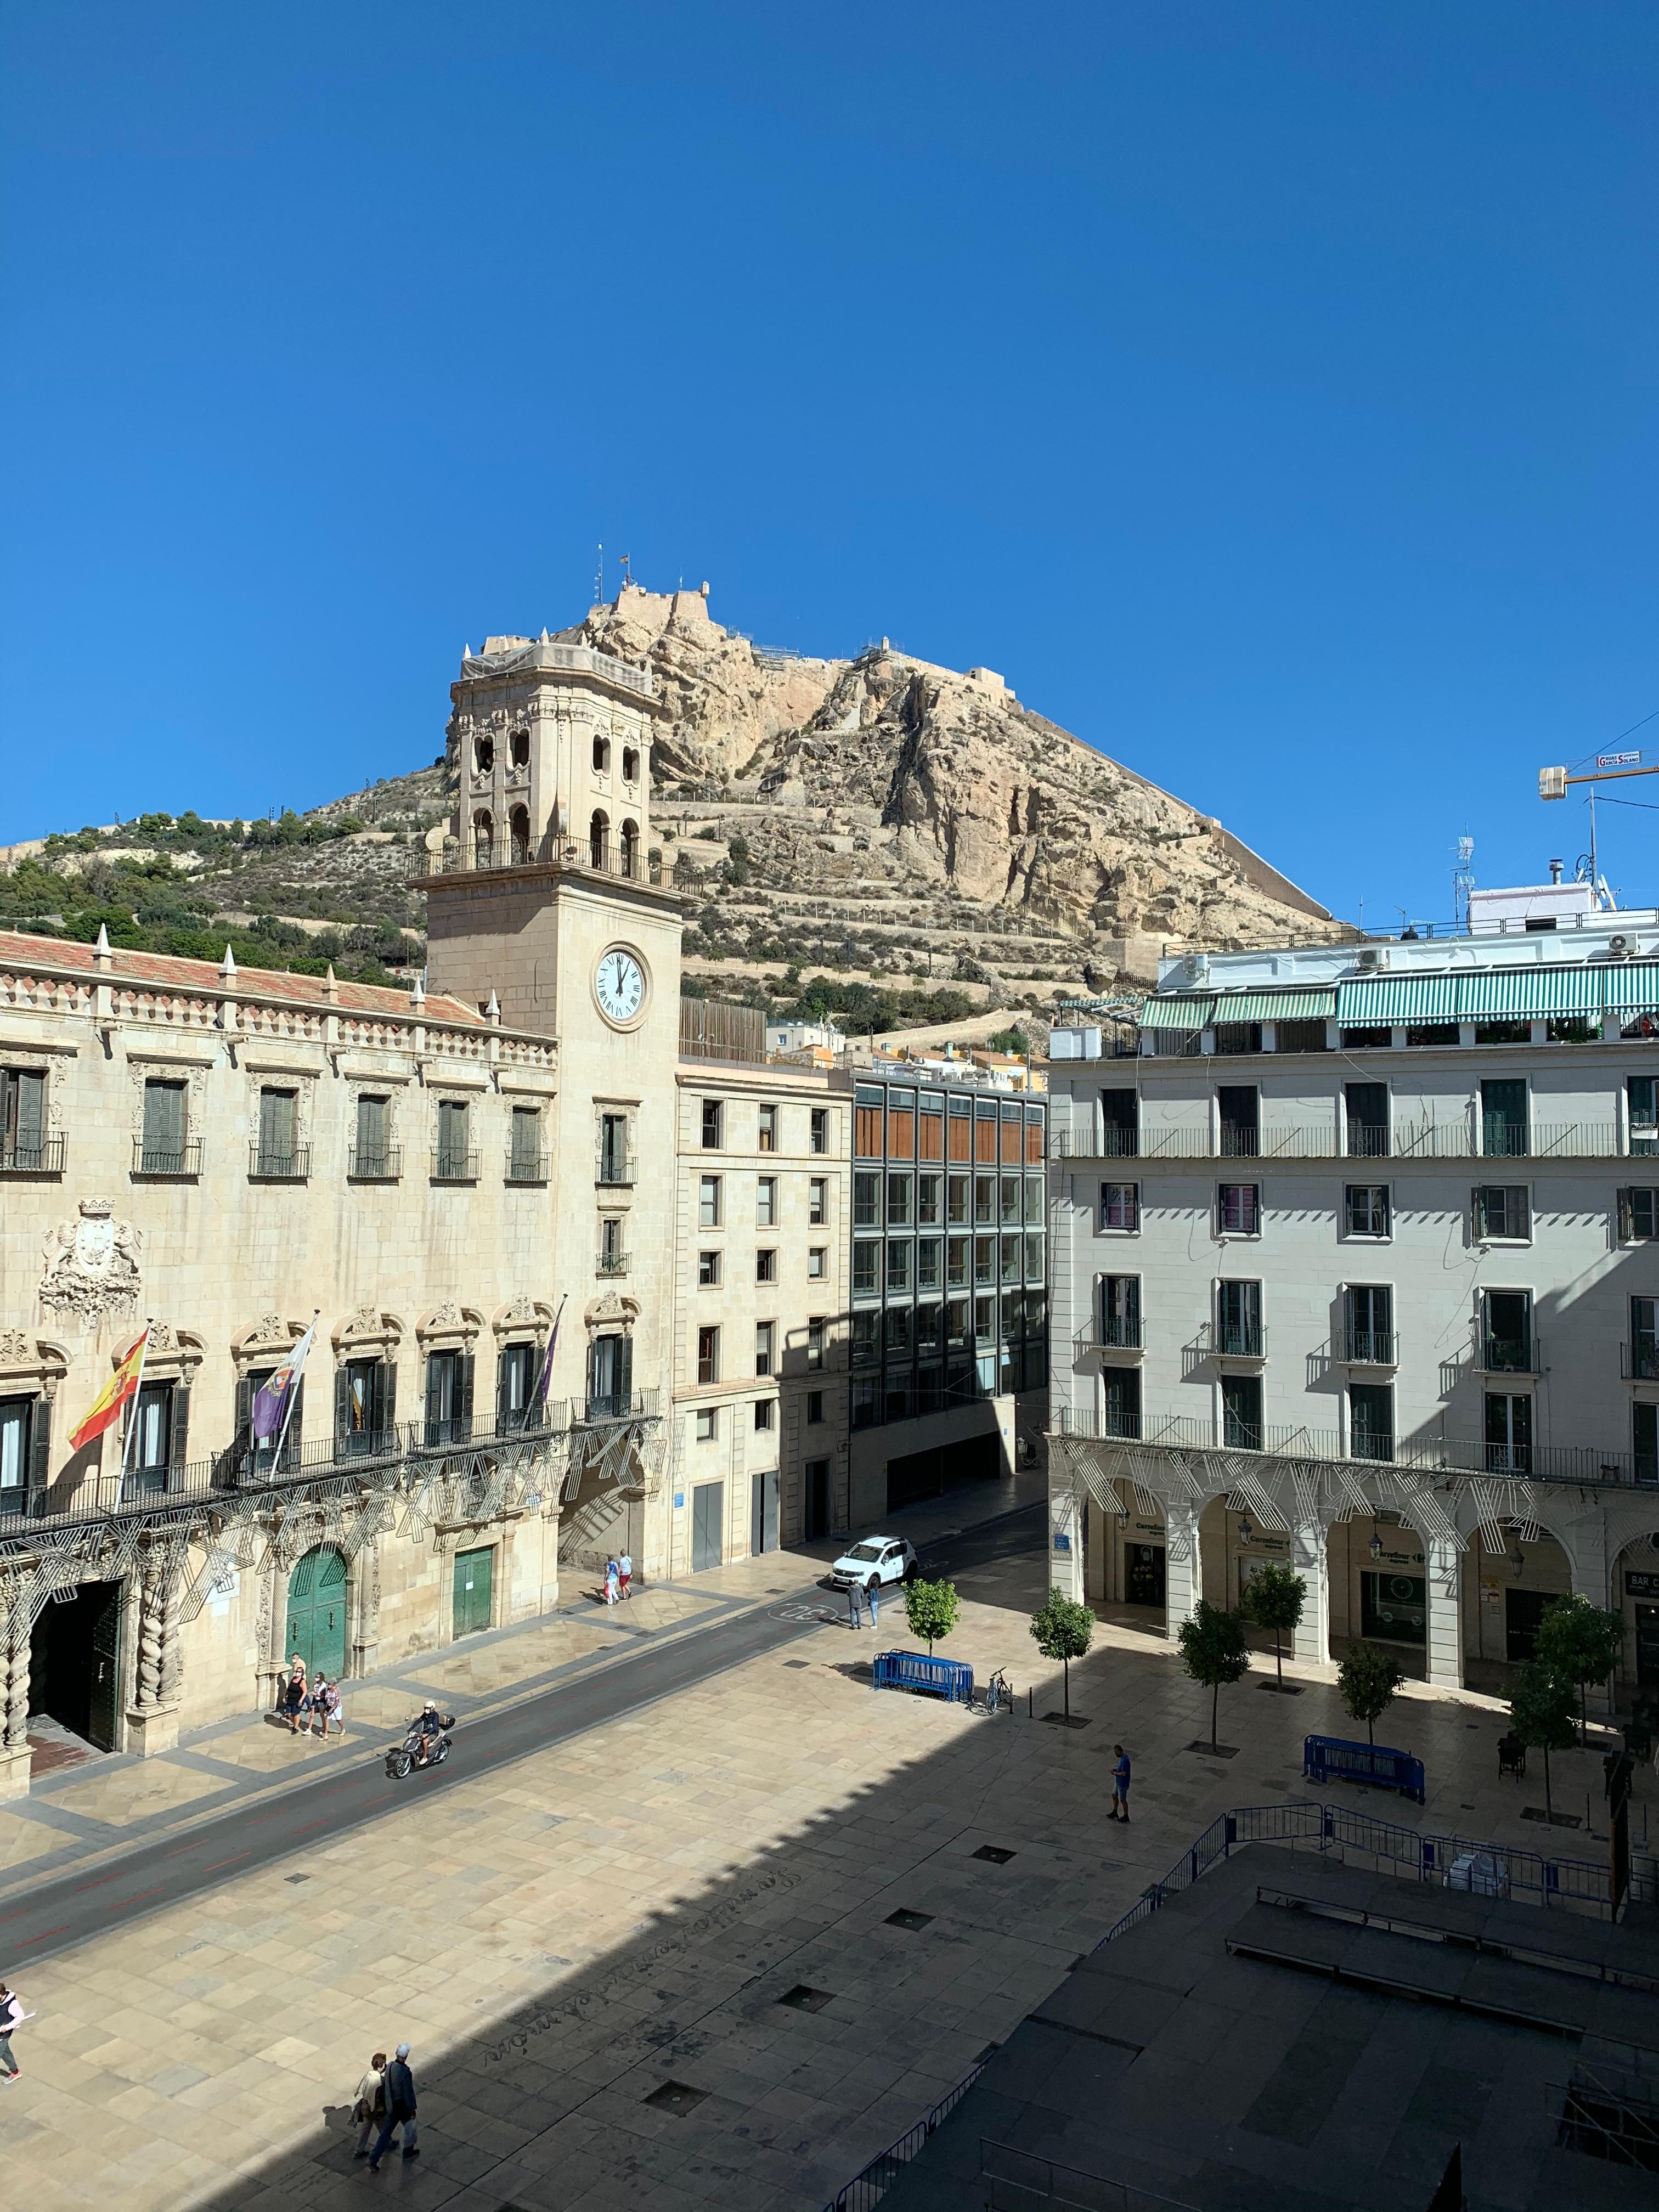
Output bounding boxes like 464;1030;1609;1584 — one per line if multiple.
353;2042;419;2169
846;1578;881;1632
602;1552;633;1605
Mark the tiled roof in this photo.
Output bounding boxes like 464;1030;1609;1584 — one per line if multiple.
0;928;485;1027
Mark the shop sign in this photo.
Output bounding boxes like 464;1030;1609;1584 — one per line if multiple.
1626;1570;1659;1598
1053;1531;1071;1553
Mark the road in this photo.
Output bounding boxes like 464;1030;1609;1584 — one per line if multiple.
0;1503;1040;1971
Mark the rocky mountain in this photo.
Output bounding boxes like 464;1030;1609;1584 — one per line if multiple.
1;584;1345;1017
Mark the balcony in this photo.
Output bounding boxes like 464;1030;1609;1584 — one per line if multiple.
348;1144;402;1182
1340;1328;1397;1367
424;832;664;885
1345;1126;1392;1160
1622;1340;1659;1380
431;1148;480;1185
249;1142;310;1181
505;1148;549;1185
596;1149;637;1188
1049;1127;1139;1161
596;1248;631;1277
1200;1319;1267;1363
1048;1405;1656;1492
0;1135;65;1176
132;1136;202;1180
577;1388;659;1426
1475;1332;1541;1376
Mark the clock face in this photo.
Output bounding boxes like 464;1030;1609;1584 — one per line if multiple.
595;948;646;1024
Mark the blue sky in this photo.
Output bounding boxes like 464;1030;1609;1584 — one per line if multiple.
3;3;1655;922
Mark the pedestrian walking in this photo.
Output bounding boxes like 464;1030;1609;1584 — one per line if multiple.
312;1677;343;1739
619;1550;633;1600
0;1983;30;2081
847;1579;864;1630
868;1579;880;1634
352;2049;387;2157
283;1656;308;1735
368;2041;419;2168
1110;1743;1131;1822
603;1557;620;1607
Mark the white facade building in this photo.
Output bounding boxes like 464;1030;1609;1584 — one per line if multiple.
1046;905;1659;1711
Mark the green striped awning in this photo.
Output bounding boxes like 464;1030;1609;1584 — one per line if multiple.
1600;962;1659;1011
1458;965;1604;1018
1336;975;1460;1025
1138;994;1212;1030
1210;989;1336;1023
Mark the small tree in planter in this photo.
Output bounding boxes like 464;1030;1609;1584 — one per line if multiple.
1177;1601;1251;1751
1242;1563;1306;1690
1336;1644;1405;1746
1029;1588;1094;1718
1534;1595;1627;1746
904;1576;962;1658
1509;1659;1578;1821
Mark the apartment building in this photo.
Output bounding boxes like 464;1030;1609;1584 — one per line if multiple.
1046;890;1659;1706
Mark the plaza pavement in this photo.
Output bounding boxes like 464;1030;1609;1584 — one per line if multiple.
0;1480;1650;2211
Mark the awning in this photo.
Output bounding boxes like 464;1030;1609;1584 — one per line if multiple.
1138;995;1212;1031
1211;988;1336;1023
1336;975;1460;1025
1458;966;1603;1018
1600;962;1659;1011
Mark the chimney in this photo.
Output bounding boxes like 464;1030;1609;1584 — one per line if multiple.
1549;858;1562;884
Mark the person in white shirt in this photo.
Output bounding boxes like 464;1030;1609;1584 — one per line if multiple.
619;1551;633;1600
0;1983;26;2080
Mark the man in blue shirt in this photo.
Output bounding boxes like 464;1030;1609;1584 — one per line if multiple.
1111;1743;1131;1823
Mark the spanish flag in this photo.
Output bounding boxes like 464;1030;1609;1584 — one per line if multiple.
69;1328;150;1453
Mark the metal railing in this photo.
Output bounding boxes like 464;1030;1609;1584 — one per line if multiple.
820;2056;992;2212
0;1135;65;1175
1476;1331;1540;1375
431;1149;479;1183
347;1144;402;1182
596;1149;637;1187
1051;1404;1659;1490
980;2143;1199;2212
1050;1127;1140;1160
248;1142;310;1181
1624;1340;1659;1381
1341;1327;1396;1365
132;1136;202;1178
596;1248;630;1277
1201;1319;1266;1359
1055;1118;1634;1166
505;1147;548;1183
428;831;663;885
0;1395;664;1538
1344;1126;1391;1159
1096;1312;1143;1351
1092;1801;1640;1947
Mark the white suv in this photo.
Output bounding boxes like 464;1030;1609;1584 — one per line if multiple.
828;1536;918;1593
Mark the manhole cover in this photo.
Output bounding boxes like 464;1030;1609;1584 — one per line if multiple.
783;1660;810;1671
972;1845;1016;1864
778;1984;834;2012
644;2080;709;2115
885;1908;934;1932
284;1874;310;1884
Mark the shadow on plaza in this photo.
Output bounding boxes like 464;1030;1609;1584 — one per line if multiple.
179;1543;1598;2212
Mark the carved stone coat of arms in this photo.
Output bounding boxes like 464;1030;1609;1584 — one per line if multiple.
40;1198;144;1323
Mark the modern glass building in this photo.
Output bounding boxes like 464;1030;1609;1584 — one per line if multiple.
848;1068;1047;1516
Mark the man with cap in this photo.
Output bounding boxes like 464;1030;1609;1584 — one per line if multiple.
367;2041;418;2167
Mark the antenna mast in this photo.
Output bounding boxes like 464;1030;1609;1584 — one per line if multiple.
1453;833;1474;930
594;542;603;611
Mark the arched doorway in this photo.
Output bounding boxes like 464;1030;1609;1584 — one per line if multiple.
509;805;530;866
620;820;639;879
472;810;494;869
589;809;608;869
285;1547;347;1680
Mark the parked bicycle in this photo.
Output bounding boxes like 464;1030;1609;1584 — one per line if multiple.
978;1668;1013;1718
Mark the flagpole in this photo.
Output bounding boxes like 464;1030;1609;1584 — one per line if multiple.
537;1294;567;1427
115;1318;153;1510
272;1310;319;1474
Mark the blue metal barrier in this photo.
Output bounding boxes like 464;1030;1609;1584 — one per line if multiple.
1304;1734;1426;1803
872;1649;975;1706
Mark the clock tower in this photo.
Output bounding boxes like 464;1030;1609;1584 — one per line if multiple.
413;633;684;1573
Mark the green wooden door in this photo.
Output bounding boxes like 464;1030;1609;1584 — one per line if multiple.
286;1547;347;1679
87;1581;123;1752
453;1546;493;1639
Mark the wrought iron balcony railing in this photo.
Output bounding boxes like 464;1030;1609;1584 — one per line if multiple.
1476;1332;1541;1376
0;1135;65;1176
505;1148;549;1184
596;1149;637;1187
1341;1327;1397;1365
348;1144;402;1182
1622;1340;1659;1380
431;1148;480;1184
596;1248;631;1277
426;832;664;885
249;1142;311;1181
1200;1319;1267;1361
132;1136;203;1179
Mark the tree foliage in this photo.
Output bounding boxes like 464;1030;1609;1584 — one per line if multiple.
1336;1644;1405;1745
1509;1658;1578;1818
1534;1595;1627;1743
1177;1601;1251;1748
903;1576;961;1658
1241;1563;1306;1688
1029;1588;1094;1717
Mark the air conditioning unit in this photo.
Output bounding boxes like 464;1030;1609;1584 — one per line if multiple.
1610;934;1629;957
1357;947;1391;972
